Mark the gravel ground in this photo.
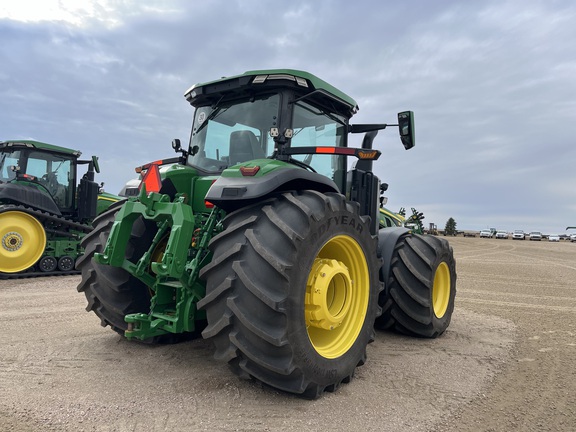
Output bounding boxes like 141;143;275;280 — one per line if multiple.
0;237;574;431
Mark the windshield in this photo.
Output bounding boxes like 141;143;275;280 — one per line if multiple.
0;148;74;208
291;100;347;181
187;94;279;172
0;150;21;182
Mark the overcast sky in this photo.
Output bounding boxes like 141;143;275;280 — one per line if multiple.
1;0;575;234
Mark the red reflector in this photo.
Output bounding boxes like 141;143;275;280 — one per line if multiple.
139;163;162;193
204;200;214;208
316;147;336;154
240;166;260;176
337;148;357;155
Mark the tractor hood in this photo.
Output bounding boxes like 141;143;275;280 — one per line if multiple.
0;182;61;215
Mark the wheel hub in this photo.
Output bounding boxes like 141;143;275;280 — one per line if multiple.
306;258;352;331
432;261;451;318
2;232;23;252
0;210;47;273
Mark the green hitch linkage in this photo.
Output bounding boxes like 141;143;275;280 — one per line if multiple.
124;205;223;341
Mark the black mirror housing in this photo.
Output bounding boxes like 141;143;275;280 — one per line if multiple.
91;155;100;174
397;111;415;150
172;139;181;152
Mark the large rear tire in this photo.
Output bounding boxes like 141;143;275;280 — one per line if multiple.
198;191;381;398
375;233;456;337
76;204;178;342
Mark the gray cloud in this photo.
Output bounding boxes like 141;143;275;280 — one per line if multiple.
1;0;575;234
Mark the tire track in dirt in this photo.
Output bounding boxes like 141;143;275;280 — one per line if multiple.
436;237;576;431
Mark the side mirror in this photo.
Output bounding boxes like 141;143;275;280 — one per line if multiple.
397;111;415;150
91;155;100;173
172;139;181;152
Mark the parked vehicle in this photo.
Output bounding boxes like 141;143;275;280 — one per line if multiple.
0;140;120;277
495;230;508;239
548;234;560;242
529;231;543;241
480;229;492;238
75;69;457;398
512;230;525;240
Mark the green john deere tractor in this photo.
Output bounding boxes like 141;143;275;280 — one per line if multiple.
77;69;457;398
0;140;120;277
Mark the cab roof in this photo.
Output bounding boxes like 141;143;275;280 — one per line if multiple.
0;140;81;157
184;68;359;117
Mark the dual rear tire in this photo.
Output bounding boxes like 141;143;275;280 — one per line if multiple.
375;233;456;337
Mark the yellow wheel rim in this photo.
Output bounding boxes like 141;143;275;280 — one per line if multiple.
305;235;370;359
0;211;46;273
432;262;451;318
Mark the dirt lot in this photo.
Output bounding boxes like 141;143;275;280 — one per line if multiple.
1;237;575;431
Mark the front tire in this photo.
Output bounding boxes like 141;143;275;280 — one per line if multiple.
76;204;172;342
375;233;456;337
198;191;381;398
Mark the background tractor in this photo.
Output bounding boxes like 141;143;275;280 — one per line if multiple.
0;140;119;277
77;69;457;398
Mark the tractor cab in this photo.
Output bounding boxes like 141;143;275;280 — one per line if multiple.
0;141;80;212
0;140;116;276
179;69;414;232
0;143;76;210
0;140;101;220
182;71;414;191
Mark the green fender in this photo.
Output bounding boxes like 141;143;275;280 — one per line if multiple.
205;160;340;212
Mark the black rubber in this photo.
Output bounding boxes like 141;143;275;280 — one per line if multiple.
76;203;203;343
375;233;456;338
198;190;381;398
38;256;57;272
57;255;75;272
76;206;148;333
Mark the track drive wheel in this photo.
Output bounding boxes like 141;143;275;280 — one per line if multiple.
0;210;47;273
375;233;456;337
39;256;58;272
198;191;381;398
76;203;185;343
58;255;75;272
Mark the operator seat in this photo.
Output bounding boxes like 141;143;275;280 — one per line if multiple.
45;172;67;208
228;130;265;166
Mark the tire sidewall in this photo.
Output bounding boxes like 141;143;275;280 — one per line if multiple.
429;242;457;331
284;203;380;386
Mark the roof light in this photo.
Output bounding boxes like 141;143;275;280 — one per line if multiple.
268;74;295;82
295;77;308;87
253;73;308;87
253;75;268;84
